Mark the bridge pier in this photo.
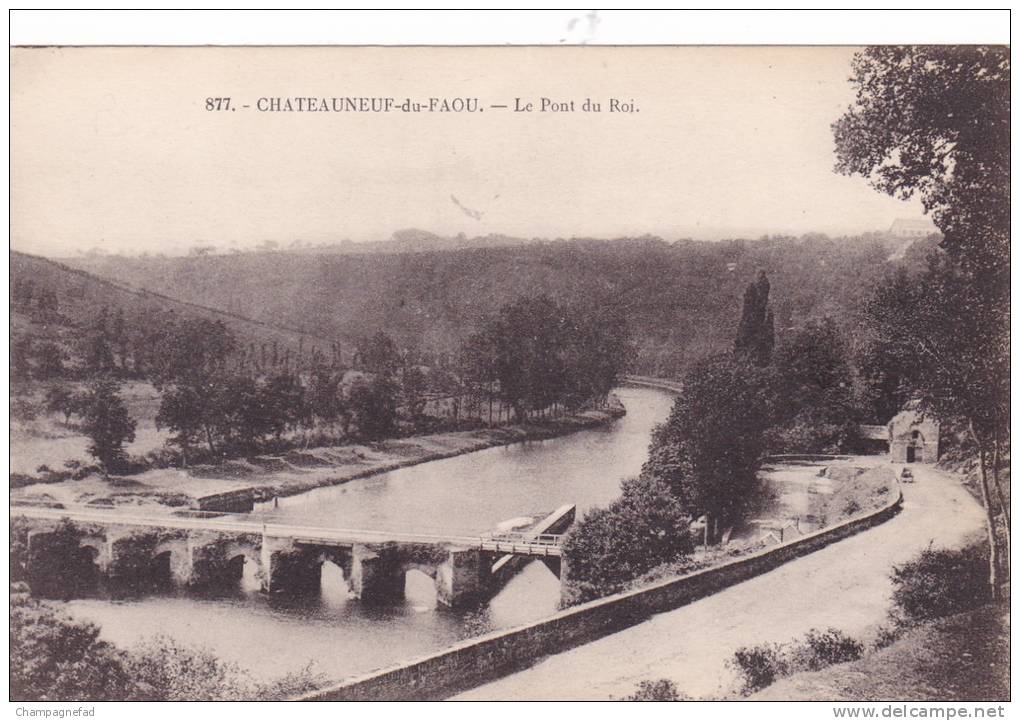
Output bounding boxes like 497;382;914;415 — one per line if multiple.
166;539;195;586
260;537;324;594
188;534;262;588
350;545;405;604
435;548;493;609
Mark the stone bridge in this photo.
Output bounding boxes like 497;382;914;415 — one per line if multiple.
13;504;574;608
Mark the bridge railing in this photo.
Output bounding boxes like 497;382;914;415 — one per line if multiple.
10;502;566;556
485;531;564;545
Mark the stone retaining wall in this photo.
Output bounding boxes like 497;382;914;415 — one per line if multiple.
297;482;903;701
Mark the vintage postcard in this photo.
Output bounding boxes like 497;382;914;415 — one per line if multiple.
8;30;1010;708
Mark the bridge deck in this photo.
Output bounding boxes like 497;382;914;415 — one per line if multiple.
11;504;563;558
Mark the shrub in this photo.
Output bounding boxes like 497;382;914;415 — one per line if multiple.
10;589;326;700
10;593;133;701
872;624;901;651
890;543;990;625
798;627;864;670
842;498;862;516
125;635;252;701
625;678;685;701
11;396;39;422
730;642;789;694
731;627;866;695
252;662;329;700
561;475;693;605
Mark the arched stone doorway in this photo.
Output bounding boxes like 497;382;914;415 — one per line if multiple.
906;430;923;463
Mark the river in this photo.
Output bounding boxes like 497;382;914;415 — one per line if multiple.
64;386;675;683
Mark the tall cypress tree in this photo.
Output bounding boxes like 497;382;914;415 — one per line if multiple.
733;270;774;367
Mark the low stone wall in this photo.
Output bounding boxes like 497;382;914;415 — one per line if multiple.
193;488;256;513
298;483;903;701
764;454;854;463
622;375;684;394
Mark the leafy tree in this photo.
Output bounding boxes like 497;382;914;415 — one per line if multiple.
45;382;80;423
307;366;346;431
348;375;398;440
11;334;33;381
217;374;271;452
733;270;775;367
561;475;693;605
32;341;65;380
491;296;567;419
852;269;918;422
459;329;499;422
400;364;429;420
560;302;634;409
833;46;1009;295
81;308;116;376
151;318;236;387
862;254;1010;591
155;381;209;463
260;372;306;440
770;318;859;453
79;377;136;474
642;354;771;542
355;332;400;376
835;47;1010;597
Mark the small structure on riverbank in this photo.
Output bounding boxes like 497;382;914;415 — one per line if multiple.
888;406;940;464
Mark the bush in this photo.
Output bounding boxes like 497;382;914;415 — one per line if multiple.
798;627;864;670
11;593;133;701
561;475;693;605
625;678;685;701
732;627;865;694
890;543;991;625
872;624;901;651
11;396;39;422
731;642;789;694
11;593;328;701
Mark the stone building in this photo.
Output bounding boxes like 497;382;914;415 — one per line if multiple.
888;406;940;463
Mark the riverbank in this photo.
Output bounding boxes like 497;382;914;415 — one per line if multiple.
11;396;626;513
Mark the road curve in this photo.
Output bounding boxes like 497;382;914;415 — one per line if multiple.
455;459;986;700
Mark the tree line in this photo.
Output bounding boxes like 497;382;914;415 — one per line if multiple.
38;295;632;475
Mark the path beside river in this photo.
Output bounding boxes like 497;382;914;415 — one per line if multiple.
456;459;985;700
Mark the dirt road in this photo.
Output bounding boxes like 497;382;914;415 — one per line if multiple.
455;459;986;700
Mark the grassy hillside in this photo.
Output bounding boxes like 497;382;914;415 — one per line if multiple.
754;603;1009;701
11;251;341;375
60;233;938;376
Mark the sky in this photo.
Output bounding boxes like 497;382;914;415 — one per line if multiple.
10;45;929;257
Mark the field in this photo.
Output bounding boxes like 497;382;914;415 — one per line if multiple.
11;380;167;476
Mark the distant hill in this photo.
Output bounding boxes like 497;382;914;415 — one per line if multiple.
57;234;939;377
10;251;342;376
183;228;542;257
